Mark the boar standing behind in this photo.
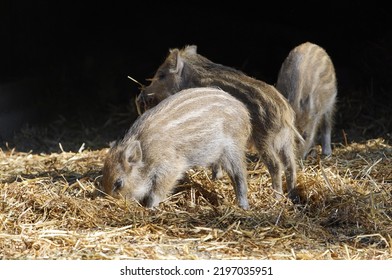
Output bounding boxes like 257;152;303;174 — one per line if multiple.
100;87;252;209
136;45;302;202
276;41;337;159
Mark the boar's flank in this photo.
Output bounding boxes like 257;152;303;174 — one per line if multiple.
276;41;337;159
137;45;303;203
101;87;252;209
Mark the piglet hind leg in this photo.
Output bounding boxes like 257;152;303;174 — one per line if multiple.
221;152;250;210
319;111;334;156
301;121;319;160
231;172;250;210
279;148;301;204
260;150;285;201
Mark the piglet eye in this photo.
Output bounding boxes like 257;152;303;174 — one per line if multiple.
113;179;123;192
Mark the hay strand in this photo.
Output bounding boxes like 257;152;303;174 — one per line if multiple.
1;138;392;259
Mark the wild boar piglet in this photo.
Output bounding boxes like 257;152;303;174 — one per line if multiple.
276;41;337;159
100;87;252;209
136;45;302;202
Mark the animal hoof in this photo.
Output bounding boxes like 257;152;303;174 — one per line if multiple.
239;201;250;210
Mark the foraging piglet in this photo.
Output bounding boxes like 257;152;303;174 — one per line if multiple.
136;45;302;202
276;42;337;159
100;87;252;209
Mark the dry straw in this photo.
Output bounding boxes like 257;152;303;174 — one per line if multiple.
1;138;391;260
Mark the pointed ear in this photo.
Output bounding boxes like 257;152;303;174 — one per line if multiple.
185;45;197;55
169;49;185;76
123;140;142;166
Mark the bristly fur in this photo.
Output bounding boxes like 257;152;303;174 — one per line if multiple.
137;45;302;202
276;42;337;159
101;87;252;209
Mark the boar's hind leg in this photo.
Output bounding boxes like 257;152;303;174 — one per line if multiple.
301;121;319;160
221;151;249;210
261;150;284;200
279;147;300;203
319;110;334;156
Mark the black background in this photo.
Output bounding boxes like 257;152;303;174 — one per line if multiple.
1;1;391;150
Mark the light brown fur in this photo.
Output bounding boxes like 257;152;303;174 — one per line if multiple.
137;45;302;202
100;87;252;209
276;42;337;159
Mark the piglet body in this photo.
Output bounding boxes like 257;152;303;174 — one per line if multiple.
101;87;252;209
136;45;301;202
276;42;337;159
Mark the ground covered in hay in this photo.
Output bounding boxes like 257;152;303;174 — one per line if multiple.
1;118;391;260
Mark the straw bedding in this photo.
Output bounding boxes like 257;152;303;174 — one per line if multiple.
1;129;391;259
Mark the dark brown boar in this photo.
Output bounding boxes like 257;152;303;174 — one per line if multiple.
136;45;302;202
276;41;337;159
100;87;252;209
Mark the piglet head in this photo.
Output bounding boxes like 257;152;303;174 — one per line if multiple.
100;140;149;204
135;45;198;114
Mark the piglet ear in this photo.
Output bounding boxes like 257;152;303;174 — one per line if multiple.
184;45;197;55
169;49;185;76
124;140;142;166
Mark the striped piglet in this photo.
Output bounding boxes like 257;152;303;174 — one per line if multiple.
99;87;252;209
136;45;302;203
276;41;337;159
